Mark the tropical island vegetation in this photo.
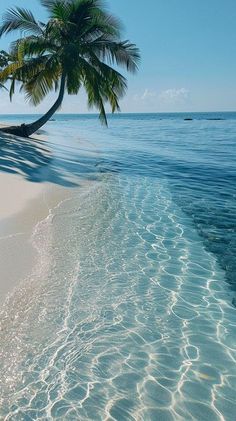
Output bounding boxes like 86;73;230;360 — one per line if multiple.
0;0;140;137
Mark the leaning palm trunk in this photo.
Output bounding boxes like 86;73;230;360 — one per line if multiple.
0;1;140;139
0;75;66;137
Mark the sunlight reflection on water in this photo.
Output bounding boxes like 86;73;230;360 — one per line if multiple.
0;113;236;419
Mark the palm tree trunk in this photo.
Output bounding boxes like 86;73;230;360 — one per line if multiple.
0;74;66;138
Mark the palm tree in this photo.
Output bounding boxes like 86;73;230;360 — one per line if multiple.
0;0;140;137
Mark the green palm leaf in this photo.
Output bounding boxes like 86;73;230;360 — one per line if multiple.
0;0;140;137
0;7;44;37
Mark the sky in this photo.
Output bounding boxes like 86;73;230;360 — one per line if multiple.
0;0;236;114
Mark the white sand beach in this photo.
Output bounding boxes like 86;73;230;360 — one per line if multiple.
0;129;69;303
0;126;48;215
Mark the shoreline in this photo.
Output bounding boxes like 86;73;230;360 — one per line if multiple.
0;183;72;304
0;120;100;305
0;129;71;303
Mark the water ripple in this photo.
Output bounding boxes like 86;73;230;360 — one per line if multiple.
0;175;236;420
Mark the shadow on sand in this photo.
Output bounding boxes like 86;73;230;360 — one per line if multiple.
0;132;99;187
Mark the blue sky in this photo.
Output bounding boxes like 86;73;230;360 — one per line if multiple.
0;0;236;113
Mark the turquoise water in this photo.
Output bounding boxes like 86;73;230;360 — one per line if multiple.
0;113;236;420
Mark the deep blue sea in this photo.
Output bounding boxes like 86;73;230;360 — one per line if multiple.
0;112;236;420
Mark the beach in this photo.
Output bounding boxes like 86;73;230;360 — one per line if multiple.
0;133;48;300
0;130;69;302
0;113;236;419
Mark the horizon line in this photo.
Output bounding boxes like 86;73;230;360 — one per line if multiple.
0;110;236;116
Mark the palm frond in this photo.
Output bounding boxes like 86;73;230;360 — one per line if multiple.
67;1;121;41
0;7;44;37
48;0;72;21
81;60;107;124
23;56;61;104
79;56;127;123
40;0;66;11
0;61;23;82
24;72;54;105
17;36;59;59
89;38;140;73
0;50;11;67
66;67;82;94
0;82;8;91
9;77;15;100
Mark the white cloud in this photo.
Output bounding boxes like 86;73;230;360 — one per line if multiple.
141;89;156;100
159;88;190;104
133;89;156;101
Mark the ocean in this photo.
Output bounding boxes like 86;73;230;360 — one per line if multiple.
0;112;236;419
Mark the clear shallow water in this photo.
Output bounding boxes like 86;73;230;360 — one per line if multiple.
0;113;236;420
